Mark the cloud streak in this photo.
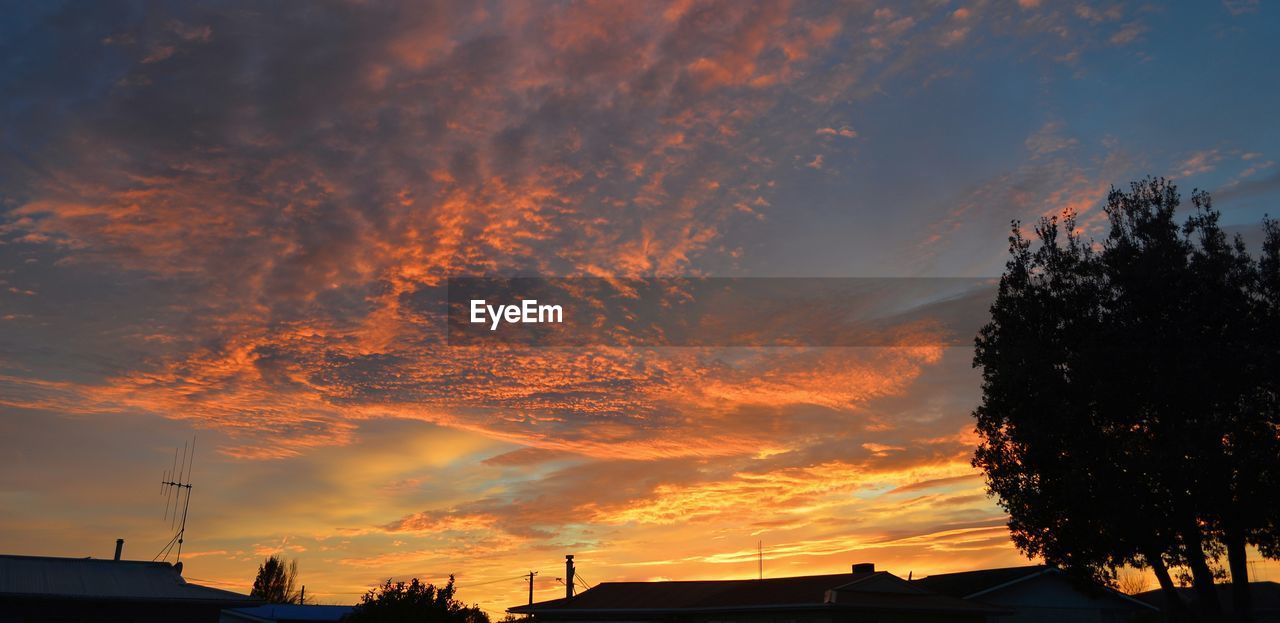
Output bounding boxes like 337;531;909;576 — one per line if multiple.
3;0;1275;610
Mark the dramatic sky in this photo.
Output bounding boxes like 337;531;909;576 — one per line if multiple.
2;0;1279;612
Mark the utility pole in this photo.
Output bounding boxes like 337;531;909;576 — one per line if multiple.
527;571;537;605
565;555;575;599
758;541;763;580
300;585;305;605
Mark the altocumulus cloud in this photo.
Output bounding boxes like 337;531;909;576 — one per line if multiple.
0;0;1192;608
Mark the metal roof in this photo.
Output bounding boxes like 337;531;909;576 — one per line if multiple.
0;554;255;604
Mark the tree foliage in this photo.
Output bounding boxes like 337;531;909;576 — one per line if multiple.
345;576;490;623
250;555;302;604
973;178;1280;622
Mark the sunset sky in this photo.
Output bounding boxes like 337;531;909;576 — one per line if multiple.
2;0;1279;614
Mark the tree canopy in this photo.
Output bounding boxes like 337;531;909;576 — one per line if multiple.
249;555;302;604
345;576;490;623
973;178;1280;622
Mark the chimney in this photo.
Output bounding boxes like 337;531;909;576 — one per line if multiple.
852;562;875;573
114;539;124;561
565;555;576;599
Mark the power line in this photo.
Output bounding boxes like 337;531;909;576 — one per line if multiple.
291;574;536;597
572;572;594;590
183;576;249;588
458;574;530;588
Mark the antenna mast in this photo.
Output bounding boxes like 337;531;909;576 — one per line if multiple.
155;434;197;565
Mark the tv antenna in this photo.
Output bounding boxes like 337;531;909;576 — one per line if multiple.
155;434;196;565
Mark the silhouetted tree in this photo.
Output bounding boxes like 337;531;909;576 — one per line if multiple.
346;576;489;623
250;555;302;604
1255;218;1280;567
973;178;1280;622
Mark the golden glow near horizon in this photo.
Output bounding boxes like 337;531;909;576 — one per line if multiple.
3;0;1279;612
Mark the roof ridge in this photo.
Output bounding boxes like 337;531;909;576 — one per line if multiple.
590;572;863;586
921;564;1047;578
0;554;174;566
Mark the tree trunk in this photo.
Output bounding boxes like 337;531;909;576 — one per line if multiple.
1226;529;1252;623
1185;527;1224;620
1149;552;1192;622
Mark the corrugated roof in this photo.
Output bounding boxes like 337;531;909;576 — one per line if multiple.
0;554;255;604
510;571;1002;614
